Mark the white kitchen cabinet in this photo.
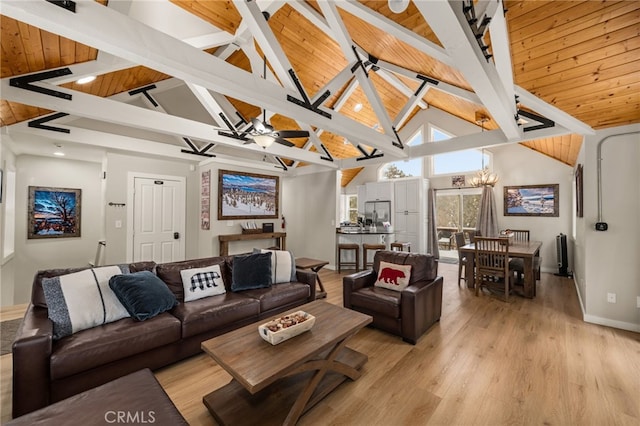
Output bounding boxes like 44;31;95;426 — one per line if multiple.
357;185;366;215
365;181;393;201
393;178;428;254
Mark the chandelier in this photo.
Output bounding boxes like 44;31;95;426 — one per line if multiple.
470;113;499;187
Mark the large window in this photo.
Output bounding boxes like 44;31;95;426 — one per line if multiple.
379;130;423;180
435;189;481;256
430;126;489;176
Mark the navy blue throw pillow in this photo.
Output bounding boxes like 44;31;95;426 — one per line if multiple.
109;271;178;321
231;252;272;292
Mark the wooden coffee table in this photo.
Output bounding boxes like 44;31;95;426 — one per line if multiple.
201;300;372;425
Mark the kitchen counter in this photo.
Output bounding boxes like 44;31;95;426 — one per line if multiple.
336;229;394;235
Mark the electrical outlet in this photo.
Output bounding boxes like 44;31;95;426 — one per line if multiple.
607;293;616;303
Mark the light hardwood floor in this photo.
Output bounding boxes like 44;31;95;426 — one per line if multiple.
1;263;639;425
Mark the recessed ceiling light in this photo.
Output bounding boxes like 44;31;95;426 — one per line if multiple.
354;103;363;112
77;75;96;84
388;0;410;14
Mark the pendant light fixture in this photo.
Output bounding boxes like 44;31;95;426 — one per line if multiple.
469;113;499;187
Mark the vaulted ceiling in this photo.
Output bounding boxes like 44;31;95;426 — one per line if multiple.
1;1;638;186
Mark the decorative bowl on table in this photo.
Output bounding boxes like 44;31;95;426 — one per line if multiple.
258;311;316;345
499;229;514;245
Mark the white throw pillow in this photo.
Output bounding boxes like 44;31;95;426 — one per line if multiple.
42;265;131;340
180;264;226;302
374;261;412;291
260;249;296;284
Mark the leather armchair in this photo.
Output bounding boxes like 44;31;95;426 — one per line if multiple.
343;251;443;344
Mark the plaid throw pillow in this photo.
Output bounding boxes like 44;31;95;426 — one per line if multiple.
180;264;226;302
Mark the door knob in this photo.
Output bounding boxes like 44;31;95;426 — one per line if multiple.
174;232;180;239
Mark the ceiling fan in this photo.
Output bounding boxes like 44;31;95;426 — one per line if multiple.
214;112;309;149
247;113;309;148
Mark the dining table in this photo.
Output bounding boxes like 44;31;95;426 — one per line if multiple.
459;240;542;298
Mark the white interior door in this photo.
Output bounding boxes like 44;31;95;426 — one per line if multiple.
133;177;185;263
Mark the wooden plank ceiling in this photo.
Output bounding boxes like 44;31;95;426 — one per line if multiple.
1;1;638;186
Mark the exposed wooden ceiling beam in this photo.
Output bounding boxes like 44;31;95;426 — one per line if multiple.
7;124;287;172
415;0;521;140
1;0;403;158
515;86;595;135
1;78;335;168
233;0;297;91
319;1;402;148
337;1;454;68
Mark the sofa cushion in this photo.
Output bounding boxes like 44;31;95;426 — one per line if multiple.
231;252;272;291
32;262;156;309
170;293;260;338
241;282;310;312
109;271;178;321
374;261;412;291
350;287;401;318
180;264;226;302
260;249;296;284
42;265;131;340
50;313;181;380
155;257;230;301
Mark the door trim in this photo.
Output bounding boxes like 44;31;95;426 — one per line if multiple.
125;172;186;263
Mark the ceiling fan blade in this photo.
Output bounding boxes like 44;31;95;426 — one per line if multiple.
274;137;295;147
275;130;309;139
251;117;266;133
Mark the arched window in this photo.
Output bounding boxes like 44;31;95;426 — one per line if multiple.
378;130;423;180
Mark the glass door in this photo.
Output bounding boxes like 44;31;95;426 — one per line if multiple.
436;189;481;260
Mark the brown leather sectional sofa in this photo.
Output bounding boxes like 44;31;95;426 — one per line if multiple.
12;255;316;418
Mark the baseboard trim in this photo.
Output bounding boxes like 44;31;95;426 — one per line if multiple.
582;314;640;333
572;275;639;333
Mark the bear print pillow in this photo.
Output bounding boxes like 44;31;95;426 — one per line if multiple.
180;264;226;302
374;261;412;291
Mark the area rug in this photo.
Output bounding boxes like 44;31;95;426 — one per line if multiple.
438;257;459;265
1;318;22;356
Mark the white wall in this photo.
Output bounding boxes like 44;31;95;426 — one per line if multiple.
492;143;573;274
12;155;103;304
0;139;17;306
579;124;640;331
282;171;339;267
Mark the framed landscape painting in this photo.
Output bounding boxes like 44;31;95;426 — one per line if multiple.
218;170;279;220
504;184;559;217
28;186;81;239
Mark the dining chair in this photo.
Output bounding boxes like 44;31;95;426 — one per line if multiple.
454;232;467;286
507;229;530;282
466;229;480;243
474;237;513;301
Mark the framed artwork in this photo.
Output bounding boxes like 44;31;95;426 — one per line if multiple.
575;164;584;217
218;170;279;220
201;170;211;230
28;186;81;239
504;184;559;217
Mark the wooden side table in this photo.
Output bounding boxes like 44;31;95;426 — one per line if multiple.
295;257;329;299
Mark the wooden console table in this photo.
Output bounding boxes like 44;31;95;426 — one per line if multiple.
218;232;286;256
